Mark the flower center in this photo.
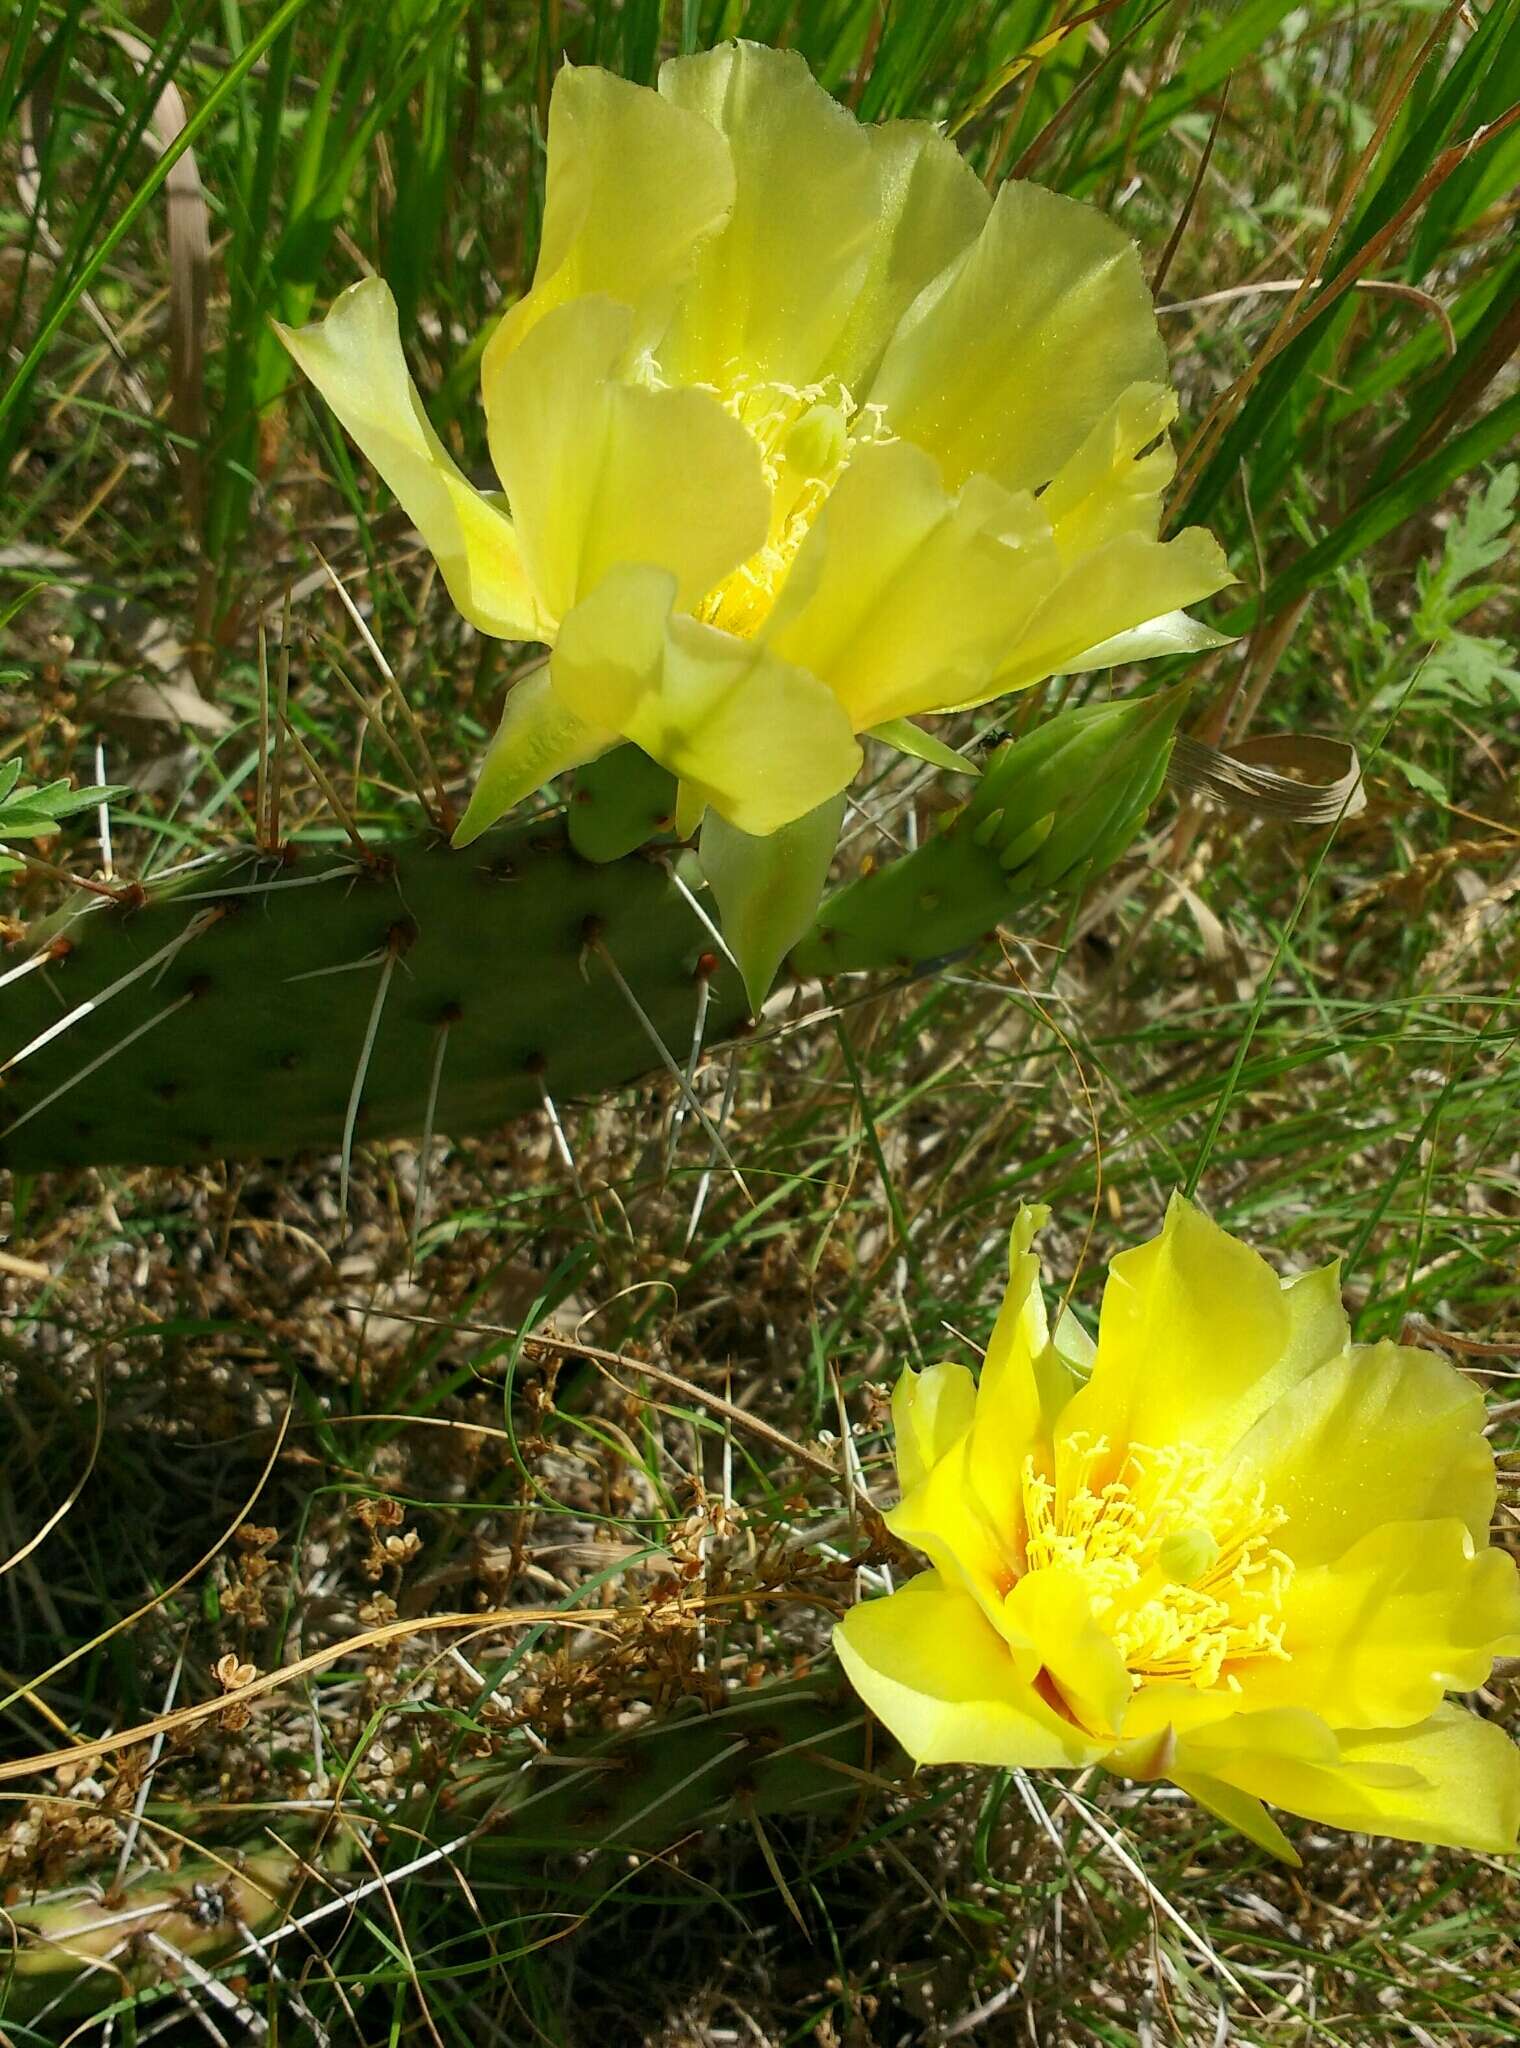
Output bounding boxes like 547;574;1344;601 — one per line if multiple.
1016;1434;1291;1691
695;376;892;639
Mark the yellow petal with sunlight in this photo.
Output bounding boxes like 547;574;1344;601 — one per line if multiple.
1227;1518;1520;1727
866;179;1167;494
482;297;770;626
1185;1703;1520;1856
825;119;990;389
1000;1566;1132;1736
892;1362;977;1497
1060;1194;1349;1465
547;563;861;837
965;1204;1078;1542
452;668;615;848
1221;1339;1496;1568
1114;1678;1247;1752
977;1203;1054;1438
275;278;545;641
1038;382;1178;556
657;42;883;391
886;1428;1009;1614
765;439;1058;728
486;62;735;368
833;1572;1103;1769
983;526;1233;702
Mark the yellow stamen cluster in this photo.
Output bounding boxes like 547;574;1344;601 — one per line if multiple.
1019;1434;1291;1691
696;375;893;637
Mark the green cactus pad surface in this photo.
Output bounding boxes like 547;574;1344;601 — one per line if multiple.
569;743;680;862
0;818;747;1173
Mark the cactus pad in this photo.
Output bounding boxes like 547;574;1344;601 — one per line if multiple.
0;818;747;1172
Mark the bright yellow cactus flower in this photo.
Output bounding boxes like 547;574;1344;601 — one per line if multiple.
277;41;1231;848
835;1198;1520;1861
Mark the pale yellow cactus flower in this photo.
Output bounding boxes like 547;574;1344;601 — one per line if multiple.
278;41;1231;844
836;1198;1520;1861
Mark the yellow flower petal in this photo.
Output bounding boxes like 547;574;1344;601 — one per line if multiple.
1038;382;1179;556
892;1361;978;1497
833;1572;1102;1769
452;669;615;848
826;119;990;389
275;279;545;640
1114;1679;1244;1752
1228;1518;1520;1727
1179;1703;1345;1774
1170;1771;1300;1863
657;42;882;391
482;297;770;626
1060;1195;1348;1465
867;179;1168;494
765;439;1058;728
1001;1566;1132;1735
1185;1703;1520;1855
486;61;735;369
547;562;861;837
983;525;1233;701
964;1204;1078;1539
979;1203;1073;1434
1222;1339;1496;1568
886;1428;1009;1611
1064;609;1233;672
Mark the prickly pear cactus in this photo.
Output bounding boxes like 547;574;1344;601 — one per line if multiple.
1;694;1185;1174
1;1673;875;2023
0;814;747;1172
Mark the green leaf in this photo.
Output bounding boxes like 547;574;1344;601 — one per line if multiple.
868;719;981;778
1441;464;1517;590
0;776;128;841
700;795;848;1012
1381;754;1447;803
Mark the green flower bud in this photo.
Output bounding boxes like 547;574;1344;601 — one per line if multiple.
791;686;1189;976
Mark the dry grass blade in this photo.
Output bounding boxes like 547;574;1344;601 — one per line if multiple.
99;30;210;537
1151;78;1229;299
0;1598;800;1786
1168;732;1366;824
0;1365;103;1585
1160;275;1457;355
